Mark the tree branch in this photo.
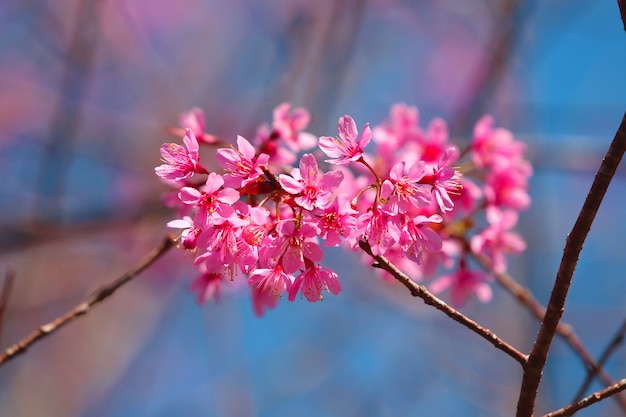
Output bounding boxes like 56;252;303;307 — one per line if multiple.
516;111;626;416
543;379;626;417
0;268;16;347
0;236;175;367
358;240;527;366
574;317;626;402
469;248;626;411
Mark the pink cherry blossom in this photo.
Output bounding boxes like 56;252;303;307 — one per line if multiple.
266;219;324;274
422;146;462;213
380;161;430;215
167;216;202;250
216;135;270;188
429;262;493;307
178;172;240;227
288;264;341;302
191;255;229;304
248;265;292;299
358;209;396;256
318;115;371;165
484;164;531;211
155;129;207;182
251;285;280;317
316;193;358;247
373;103;422;148
397;214;443;265
272;102;317;151
470;207;526;274
471;115;526;169
279;154;344;211
200;215;246;266
179;107;219;144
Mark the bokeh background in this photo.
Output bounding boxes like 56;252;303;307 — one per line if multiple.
1;1;626;416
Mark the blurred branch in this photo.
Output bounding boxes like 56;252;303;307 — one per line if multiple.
451;0;535;133
33;0;104;226
516;111;626;416
574;317;626;402
358;240;527;366
0;236;175;367
467;246;626;411
619;0;626;32
543;379;626;417
0;268;16;347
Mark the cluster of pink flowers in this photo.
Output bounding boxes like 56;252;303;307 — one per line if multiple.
155;102;531;315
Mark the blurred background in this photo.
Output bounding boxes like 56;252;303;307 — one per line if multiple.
0;0;625;416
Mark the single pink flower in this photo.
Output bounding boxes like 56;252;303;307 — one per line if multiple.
279;153;344;211
380;161;430;215
318;115;371;165
421;146;462;213
167;216;202;250
178;172;240;227
155;128;207;182
200;215;246;266
216;135;270;188
398;214;443;265
191;255;229;304
251;284;280;317
272;102;317;151
248;265;293;299
470;207;526;274
358;210;396;256
288;264;341;302
430;262;493;307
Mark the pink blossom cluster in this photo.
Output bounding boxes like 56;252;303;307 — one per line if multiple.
155;103;532;315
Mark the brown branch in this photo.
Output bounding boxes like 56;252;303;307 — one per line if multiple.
0;236;175;367
358;240;527;366
574;317;626;402
516;111;626;416
0;268;16;347
618;0;626;32
469;249;626;411
543;379;626;417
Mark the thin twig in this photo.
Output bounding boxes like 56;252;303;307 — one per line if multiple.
543;379;626;417
0;268;17;347
574;318;626;402
0;236;175;367
358;240;527;366
469;248;626;411
516;112;626;417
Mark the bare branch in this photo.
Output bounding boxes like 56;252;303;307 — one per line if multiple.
574;317;626;402
469;248;626;411
0;236;175;367
543;379;626;417
516;111;626;416
358;240;527;366
0;268;16;347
